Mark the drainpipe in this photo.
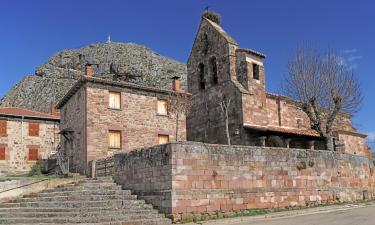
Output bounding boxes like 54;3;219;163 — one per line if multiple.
21;116;24;143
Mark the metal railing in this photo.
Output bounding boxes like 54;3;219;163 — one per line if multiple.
50;144;69;176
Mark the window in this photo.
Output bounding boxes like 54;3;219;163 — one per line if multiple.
253;63;260;80
297;119;302;129
0;120;7;135
28;148;38;161
198;63;205;90
210;57;218;85
109;91;121;109
158;134;169;145
29;122;39;137
202;33;209;55
108;130;121;149
157;99;168;116
0;147;5;160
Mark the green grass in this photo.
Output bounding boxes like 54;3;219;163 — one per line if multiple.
0;174;60;182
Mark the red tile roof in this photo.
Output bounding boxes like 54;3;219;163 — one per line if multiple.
0;107;60;121
243;124;321;137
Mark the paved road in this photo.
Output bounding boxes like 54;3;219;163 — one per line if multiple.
195;205;375;225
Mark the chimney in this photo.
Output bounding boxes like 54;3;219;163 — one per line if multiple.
172;76;180;92
85;64;93;77
51;103;59;116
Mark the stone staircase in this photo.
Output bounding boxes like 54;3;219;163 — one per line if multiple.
0;177;171;225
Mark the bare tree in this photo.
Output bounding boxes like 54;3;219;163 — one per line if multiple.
283;47;362;151
168;93;191;142
219;97;232;145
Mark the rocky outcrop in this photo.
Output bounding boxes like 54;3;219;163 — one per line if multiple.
0;42;187;113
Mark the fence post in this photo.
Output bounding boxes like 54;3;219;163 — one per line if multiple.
91;160;97;178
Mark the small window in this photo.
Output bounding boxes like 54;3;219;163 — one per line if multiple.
0;147;5;160
108;130;121;149
210;57;218;85
158;134;169;145
253;63;260;80
29;122;39;137
157;99;168;115
28;148;38;161
198;63;205;90
109;91;121;109
297;119;302;129
0;120;7;135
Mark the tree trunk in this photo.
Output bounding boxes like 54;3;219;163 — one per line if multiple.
225;111;231;145
325;131;335;151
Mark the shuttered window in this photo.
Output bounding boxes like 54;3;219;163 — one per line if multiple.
109;131;121;149
158;135;169;145
157;99;168;115
29;122;39;137
28;148;38;161
0;120;7;135
109;92;121;109
0;147;5;160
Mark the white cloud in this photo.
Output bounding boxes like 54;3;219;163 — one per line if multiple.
348;56;363;62
343;49;358;54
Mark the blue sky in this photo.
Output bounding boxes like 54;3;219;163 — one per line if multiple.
0;0;374;147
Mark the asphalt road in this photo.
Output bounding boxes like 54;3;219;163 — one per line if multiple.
195;205;375;225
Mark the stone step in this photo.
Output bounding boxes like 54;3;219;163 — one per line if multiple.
56;182;118;189
26;189;132;198
0;176;171;224
78;178;114;183
0;210;163;218
0;217;172;224
11;194;138;203
0;200;153;209
45;185;122;192
0;207;158;213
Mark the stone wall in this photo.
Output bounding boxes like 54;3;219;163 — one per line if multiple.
60;87;87;174
112;145;173;213
0;118;60;175
104;142;375;221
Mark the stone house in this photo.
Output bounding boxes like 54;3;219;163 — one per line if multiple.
0;107;60;175
56;67;187;174
187;15;370;157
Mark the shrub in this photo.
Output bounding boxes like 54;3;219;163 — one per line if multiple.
297;161;307;171
202;11;221;25
28;162;42;176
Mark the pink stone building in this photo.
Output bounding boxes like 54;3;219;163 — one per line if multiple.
0;107;60;175
57;72;187;174
186;15;370;157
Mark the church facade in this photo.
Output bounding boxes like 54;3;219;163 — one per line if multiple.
186;16;370;157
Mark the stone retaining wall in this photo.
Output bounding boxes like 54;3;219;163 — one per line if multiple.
94;142;375;222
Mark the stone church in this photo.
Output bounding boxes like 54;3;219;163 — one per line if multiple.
186;14;370;157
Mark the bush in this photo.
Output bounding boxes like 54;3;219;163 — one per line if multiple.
28;162;42;176
202;11;221;25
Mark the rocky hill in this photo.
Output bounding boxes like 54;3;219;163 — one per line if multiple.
0;42;187;113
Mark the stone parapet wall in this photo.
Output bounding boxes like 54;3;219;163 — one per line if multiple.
92;142;375;221
112;145;173;213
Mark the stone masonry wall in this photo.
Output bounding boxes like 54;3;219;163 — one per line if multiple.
84;82;186;173
60;87;87;174
0;118;59;175
107;142;375;222
112;145;173;213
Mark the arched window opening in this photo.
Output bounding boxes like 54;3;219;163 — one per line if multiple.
202;33;209;55
210;57;218;85
253;63;260;80
198;63;205;90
